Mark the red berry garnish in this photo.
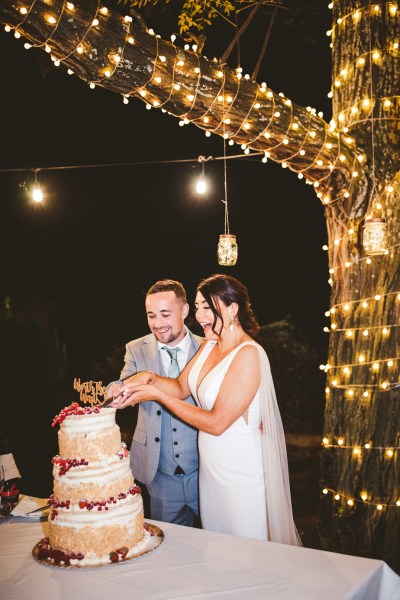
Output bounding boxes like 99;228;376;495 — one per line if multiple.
79;500;87;509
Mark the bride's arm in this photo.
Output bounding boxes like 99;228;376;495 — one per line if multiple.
129;344;260;435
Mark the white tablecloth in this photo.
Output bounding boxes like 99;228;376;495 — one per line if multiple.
1;517;399;600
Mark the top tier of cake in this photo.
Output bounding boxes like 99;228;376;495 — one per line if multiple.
57;406;121;462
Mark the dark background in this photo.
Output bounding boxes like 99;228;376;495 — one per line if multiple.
1;2;331;529
0;0;331;361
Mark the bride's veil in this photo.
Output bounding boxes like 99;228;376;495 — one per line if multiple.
257;343;303;546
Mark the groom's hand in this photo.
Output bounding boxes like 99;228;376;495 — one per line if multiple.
105;382;124;401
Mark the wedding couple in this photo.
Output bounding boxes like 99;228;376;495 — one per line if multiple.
106;274;301;546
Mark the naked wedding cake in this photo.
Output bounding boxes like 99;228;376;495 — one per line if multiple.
37;403;149;567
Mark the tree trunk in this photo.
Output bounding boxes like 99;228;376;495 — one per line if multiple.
0;0;399;569
320;0;400;571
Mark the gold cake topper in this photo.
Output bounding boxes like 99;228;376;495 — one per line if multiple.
73;378;107;407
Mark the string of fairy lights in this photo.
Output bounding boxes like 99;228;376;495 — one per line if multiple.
321;1;400;512
1;0;399;511
2;0;360;206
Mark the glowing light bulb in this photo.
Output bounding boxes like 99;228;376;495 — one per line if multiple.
373;363;379;371
377;504;383;511
47;15;57;24
322;437;329;445
196;178;206;194
347;389;354;397
323;488;328;494
338;437;344;446
346;330;353;337
32;186;43;203
353;448;360;456
20;6;28;14
361;492;368;501
359;355;365;363
365;442;371;449
335;494;340;501
100;6;108;15
92;19;99;26
347;499;354;506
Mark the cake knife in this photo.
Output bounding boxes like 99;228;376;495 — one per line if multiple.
25;503;51;515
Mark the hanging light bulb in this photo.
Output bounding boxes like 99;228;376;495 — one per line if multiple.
363;217;387;255
196;178;206;194
195;158;207;194
32;170;43;203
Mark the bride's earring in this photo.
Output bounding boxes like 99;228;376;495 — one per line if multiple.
229;315;235;332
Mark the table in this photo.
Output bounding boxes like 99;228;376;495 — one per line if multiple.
1;517;399;600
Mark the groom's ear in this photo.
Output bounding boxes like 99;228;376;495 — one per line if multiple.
182;303;190;319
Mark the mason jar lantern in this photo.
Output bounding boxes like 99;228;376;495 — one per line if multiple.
362;217;387;256
217;234;238;266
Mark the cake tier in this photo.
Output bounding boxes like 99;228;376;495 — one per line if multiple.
53;454;134;503
58;408;120;462
48;498;144;558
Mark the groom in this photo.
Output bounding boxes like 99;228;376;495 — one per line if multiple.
106;280;203;526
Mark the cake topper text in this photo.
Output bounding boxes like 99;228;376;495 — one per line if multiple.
73;378;107;407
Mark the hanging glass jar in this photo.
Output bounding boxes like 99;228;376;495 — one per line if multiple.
217;234;238;266
362;217;387;256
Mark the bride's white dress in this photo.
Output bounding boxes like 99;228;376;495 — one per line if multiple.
188;340;267;540
188;340;301;545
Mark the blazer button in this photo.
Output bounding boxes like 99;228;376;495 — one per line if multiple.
173;428;177;432
155;437;160;442
157;410;161;416
174;441;178;445
175;454;179;458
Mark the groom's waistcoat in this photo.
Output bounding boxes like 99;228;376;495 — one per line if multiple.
119;330;202;485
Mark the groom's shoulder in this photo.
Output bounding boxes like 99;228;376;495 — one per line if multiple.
126;333;155;350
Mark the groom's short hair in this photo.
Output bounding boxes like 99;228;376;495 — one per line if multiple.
146;279;187;304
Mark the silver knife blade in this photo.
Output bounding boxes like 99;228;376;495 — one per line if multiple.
25;504;51;515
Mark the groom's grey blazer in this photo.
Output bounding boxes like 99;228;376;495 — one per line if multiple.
119;329;203;485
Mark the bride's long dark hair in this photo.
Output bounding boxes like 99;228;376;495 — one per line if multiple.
196;274;260;338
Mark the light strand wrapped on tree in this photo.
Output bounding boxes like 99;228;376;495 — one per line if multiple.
0;0;399;568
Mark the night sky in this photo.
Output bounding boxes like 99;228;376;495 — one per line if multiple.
0;1;332;367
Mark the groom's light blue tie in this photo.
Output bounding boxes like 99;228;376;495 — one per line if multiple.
162;347;181;378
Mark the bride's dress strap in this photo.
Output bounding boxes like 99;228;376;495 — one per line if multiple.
188;341;216;403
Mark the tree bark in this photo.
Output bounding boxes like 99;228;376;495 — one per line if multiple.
0;0;399;570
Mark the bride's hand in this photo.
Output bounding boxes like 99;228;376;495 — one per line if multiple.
109;383;160;409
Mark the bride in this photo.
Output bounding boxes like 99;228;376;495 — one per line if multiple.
110;274;301;546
